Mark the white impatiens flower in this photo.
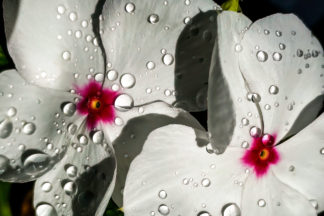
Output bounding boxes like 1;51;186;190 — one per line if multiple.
123;12;324;215
0;0;221;215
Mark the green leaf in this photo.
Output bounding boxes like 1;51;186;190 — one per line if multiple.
105;199;124;216
221;0;242;12
0;182;12;216
0;46;9;67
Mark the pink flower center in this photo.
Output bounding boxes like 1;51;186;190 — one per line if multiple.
241;133;280;178
75;81;119;129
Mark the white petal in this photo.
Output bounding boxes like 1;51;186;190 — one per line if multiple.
0;70;79;182
3;0;103;90
101;0;221;111
111;103;205;205
238;13;324;141
242;172;316;216
273;113;324;213
124;124;248;215
208;11;261;153
34;130;116;216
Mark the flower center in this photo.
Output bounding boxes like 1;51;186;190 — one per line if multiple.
259;148;270;160
88;97;102;111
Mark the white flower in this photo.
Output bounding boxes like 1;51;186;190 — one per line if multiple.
0;0;220;215
123;12;324;215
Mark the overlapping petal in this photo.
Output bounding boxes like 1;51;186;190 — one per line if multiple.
34;131;116;216
3;0;104;90
100;0;221;111
0;70;79;182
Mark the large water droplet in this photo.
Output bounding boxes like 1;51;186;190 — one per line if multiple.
158;190;167;199
256;51;268;62
148;14;159;24
197;211;211;216
257;199;266;207
94;73;104;82
65;165;78;178
114;94;134;111
78;135;88;145
107;70;118;81
162;54;174;65
125;2;135;13
0;155;9;175
62;102;76;116
222;203;241;216
0;118;13;139
201;178;211;187
250;126;261;138
41;182;53;192
158;204;170;215
120;73;136;88
269;85;279;95
63;181;77;196
36;203;57;216
91;130;104;144
22;151;50;174
22;122;36;135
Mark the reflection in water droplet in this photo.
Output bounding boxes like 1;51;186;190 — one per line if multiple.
120;73;136;88
125;2;135;13
162;54;174;65
256;51;268;62
158;204;170;215
0;118;13;139
114;94;134;111
222;203;241;216
148;14;159;24
36;203;57;216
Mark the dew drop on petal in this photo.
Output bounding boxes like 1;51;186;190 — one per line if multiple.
158;190;167;199
148;14;159;24
94;73;104;82
69;12;78;21
62;102;76;116
91;130;104;144
66;165;78;178
197;211;211;216
162;54;174;66
0;118;13;138
234;43;243;52
114;117;124;126
120;73;136;88
114;94;134;111
222;203;241;216
269;85;279;95
256;51;268;62
125;2;135;13
63;181;77;196
279;43;286;50
297;49;303;57
183;16;191;24
158;204;170;215
146;61;156;70
257;199;266;207
0;155;9;175
309;199;318;210
22;151;50;174
62;51;71;61
201;178;211;187
241;118;249;126
241;141;249;149
36;203;57;216
22;122;36;135
7;107;17;117
57;5;66;14
67;123;77;135
250;126;261;138
320;148;324;155
247;93;261;103
78;135;88;145
272;52;282;61
107;70;118;81
275;30;282;37
41;182;53;192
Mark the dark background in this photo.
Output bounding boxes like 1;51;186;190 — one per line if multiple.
0;0;323;215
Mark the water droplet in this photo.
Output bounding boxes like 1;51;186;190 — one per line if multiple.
63;181;77;196
206;143;214;154
201;178;211;187
125;2;135;13
81;20;89;28
250;126;261;138
146;61;156;70
69;12;77;21
275;31;282;37
183;16;191;24
41;182;53;192
257;199;266;207
256;51;268;62
114;94;134;111
75;30;82;38
0;155;9;175
7;107;17;117
62;51;71;61
289;165;295;172
114;117;124;126
91;130;104;144
94;73;104;82
197;211;211;216
158;204;170;215
57;5;66;14
120;73;136;88
22;151;50;174
185;0;191;5
0;118;13;139
183;178;189;185
18;144;26;151
78;135;88;145
158;190;167;199
272;52;282;61
261;134;274;146
320;148;324;155
66;165;78;178
222;203;241;216
247;93;261;103
241;141;249;149
309;199;318;210
264;29;270;35
62;102;76;116
235;43;243;52
148;14;159;24
67;123;77;135
36;203;57;216
269;85;279;95
241;118;249;126
107;70;118;81
264;104;271;110
279;43;286;50
22;122;36;135
297;49;303;57
162;54;174;65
